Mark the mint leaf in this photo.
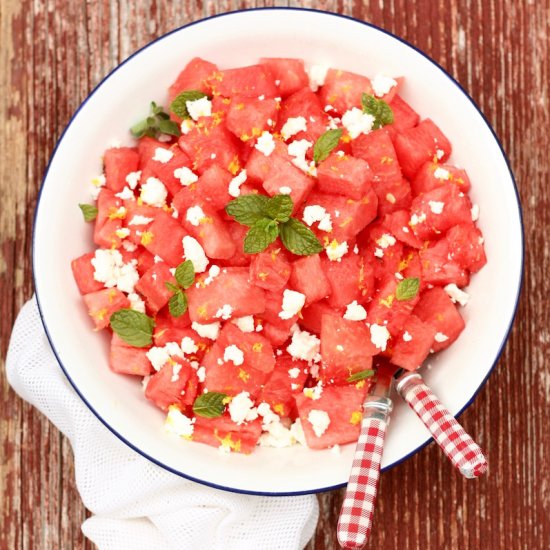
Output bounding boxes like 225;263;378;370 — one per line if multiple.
170;90;208;119
158;118;181;137
193;391;228;418
164;281;180;293
110;309;154;347
169;290;188;318
175;260;195;289
131;102;181;139
265;194;293;222
225;194;270;226
313;129;343;164
79;203;98;222
279;218;323;256
361;94;394;129
396;277;420;301
347;369;375;383
243;218;279;254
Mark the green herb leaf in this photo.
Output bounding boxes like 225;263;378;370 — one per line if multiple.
175;260;195;289
164;281;180;293
110;309;155;348
170;90;208;119
279;218;324;256
78;203;98;222
347;369;375;383
313;128;343;164
130;102;180;139
361;94;394;129
225;194;270;227
243;218;279;254
265;194;293;223
396;277;420;301
158;118;181;136
168;289;188;318
193;391;229;418
130;118;150;139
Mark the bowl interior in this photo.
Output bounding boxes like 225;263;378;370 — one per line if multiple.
33;9;522;494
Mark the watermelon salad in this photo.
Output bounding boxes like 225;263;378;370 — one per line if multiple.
71;57;486;454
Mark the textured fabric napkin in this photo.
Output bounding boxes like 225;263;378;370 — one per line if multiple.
6;297;319;549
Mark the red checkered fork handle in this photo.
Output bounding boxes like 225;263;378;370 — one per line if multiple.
396;371;488;479
337;396;392;549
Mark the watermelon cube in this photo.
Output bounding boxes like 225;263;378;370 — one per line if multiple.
216;64;277;98
420;238;469;287
225;96;279;143
94;189;124;248
319;68;373;115
289;254;330;305
71;252;104;294
82;288;130;330
109;333;153;376
249;245;292;292
104;147;139;193
300;300;340;334
140;211;185;267
168;57;219;102
390;314;436;371
259;58;309;98
135;262;177;313
195;164;233;211
384;95;419;138
317;153;374;200
446;223;487;273
411;161;471;196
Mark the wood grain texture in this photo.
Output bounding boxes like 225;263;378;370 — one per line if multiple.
0;0;548;548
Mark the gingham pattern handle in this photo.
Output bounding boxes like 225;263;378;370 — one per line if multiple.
396;372;488;478
337;397;391;549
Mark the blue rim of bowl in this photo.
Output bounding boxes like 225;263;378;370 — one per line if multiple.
32;6;524;497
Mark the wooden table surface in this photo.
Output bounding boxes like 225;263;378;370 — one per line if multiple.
1;1;548;548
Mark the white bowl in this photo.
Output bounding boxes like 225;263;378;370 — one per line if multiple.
33;8;523;495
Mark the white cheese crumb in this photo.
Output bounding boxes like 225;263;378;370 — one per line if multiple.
90;174;106;199
128;215;154;226
279;186;292;195
436;148;445;159
223;344;244;366
402;331;413;342
290;419;307;446
410;212;427;226
376;233;397;249
287;139;317;176
171;363;182;382
429;200;445;214
186;205;206;226
146;346;171;371
180;119;195;134
281;116;307;140
444;283;470;307
121;240;138;252
228;169;247;198
186;96;212;121
255;131;276;156
164;407;195;438
433;167;451;180
182;235;209;273
180;336;198;355
371;75;397;97
374;248;384;258
308;64;330;91
153;147;174;164
231;316;254;334
370;323;391;351
203;264;221;286
326;239;349;262
115;186;134;200
91;249;139;293
128;292;146;313
343;300;367;321
228;392;258;425
308;409;330;437
153;255;163;263
303;383;323;400
115;227;130;239
191;321;220;340
303;205;332;232
288;367;301;379
341;107;375;139
215;304;234;320
434;332;449;343
386;193;396;204
140;177;167;207
173;166;199;187
125;171;141;189
279;289;306;320
287;328;321;364
471;204;480;221
196;366;206;383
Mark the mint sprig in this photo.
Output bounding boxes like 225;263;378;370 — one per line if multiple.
193;391;229;418
361;94;394;129
110;309;155;348
170;90;209;119
396;277;420;301
225;194;323;256
164;260;195;317
79;203;98;222
130;101;181;139
313;129;343;164
347;369;375;383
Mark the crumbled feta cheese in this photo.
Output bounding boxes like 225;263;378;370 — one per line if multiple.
128;215;153;226
125;170;141;189
308;64;329;91
402;331;413;342
287;139;317;176
433;167;451;180
196;366;206;383
279;186;292;195
370;323;391;351
308;409;330;437
203;264;221;286
228;169;247;198
171;363;182;382
471;204;480;221
279;289;306;320
444;283;469;306
429;200;445;214
303;383;323;400
436;148;445;160
281;116;307;140
182;235;209;273
215;304;234;320
210;153;216;160
186;96;212;121
121;240;137;252
153;255;163;263
115;227;130;239
341;107;375;139
180;336;198;355
180;119;194;134
146;346;171;371
173;166;198;187
326;239;349;262
386;193;396;204
228;392;258;425
336;345;344;352
434;332;449;343
232;315;255;333
287;328;321;363
371;74;397;97
128;292;146;313
343;300;367;321
303;205;332;232
186;205;206;226
326;116;341;130
90;174;106;199
324;104;335;112
223;344;244;366
410;212;427;226
191;321;220;340
115;186;134;200
290;419;307;446
255;131;276;156
165;407;195;438
288;367;301;379
153;147;174;163
91;249;139;293
376;233;397;249
140;177;167;207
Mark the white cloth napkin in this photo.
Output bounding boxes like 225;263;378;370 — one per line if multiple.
6;297;319;549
